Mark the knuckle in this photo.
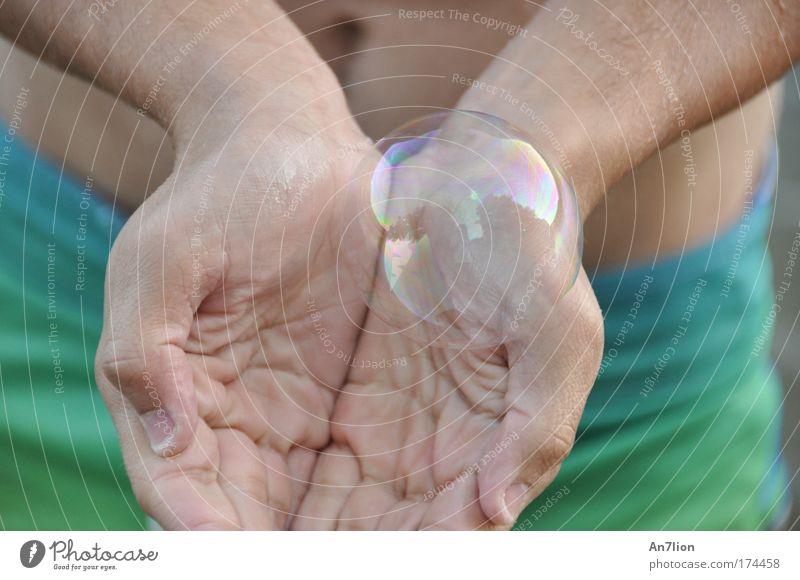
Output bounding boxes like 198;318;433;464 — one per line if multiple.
95;338;149;395
576;295;605;369
130;479;157;517
541;423;576;468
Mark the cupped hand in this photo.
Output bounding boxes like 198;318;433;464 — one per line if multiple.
95;73;374;529
96;69;602;530
291;146;603;530
299;277;600;530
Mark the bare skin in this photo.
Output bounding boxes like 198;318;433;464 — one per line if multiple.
0;0;783;264
1;0;796;530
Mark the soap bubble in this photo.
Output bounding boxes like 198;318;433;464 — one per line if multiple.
336;110;582;349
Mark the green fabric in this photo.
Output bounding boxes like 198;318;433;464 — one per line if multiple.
0;125;144;530
0;122;788;530
515;152;790;530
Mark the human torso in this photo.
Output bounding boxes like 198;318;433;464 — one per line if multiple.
0;0;782;270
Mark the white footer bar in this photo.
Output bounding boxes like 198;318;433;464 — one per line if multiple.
1;531;798;579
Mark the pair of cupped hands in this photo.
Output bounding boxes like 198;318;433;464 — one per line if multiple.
94;48;603;530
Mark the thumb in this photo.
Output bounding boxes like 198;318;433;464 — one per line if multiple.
478;269;602;527
476;406;576;528
95;204;221;457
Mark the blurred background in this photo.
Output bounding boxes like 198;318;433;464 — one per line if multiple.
773;67;800;530
0;33;797;532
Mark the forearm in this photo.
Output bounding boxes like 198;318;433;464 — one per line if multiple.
459;0;800;219
0;1;333;139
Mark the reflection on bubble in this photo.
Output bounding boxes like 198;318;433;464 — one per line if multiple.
339;110;582;348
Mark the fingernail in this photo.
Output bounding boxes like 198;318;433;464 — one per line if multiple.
139;409;177;457
503;482;530;525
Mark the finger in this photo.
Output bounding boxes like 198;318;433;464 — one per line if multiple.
286;445;317;528
478;269;603;527
419;470;491;530
96;197;223;456
100;353;282;530
100;384;241;530
293;444;360;530
216;428;279;530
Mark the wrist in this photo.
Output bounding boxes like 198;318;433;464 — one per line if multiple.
457;89;603;222
454;0;662;221
122;2;346;151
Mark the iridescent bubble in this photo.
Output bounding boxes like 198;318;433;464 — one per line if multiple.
337;110;582;348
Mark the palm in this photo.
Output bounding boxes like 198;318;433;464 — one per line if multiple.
101;125;369;530
294;269;602;530
102;123;602;531
149;278;356;530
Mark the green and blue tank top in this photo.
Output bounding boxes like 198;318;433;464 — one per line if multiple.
0;123;789;529
516;149;790;530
